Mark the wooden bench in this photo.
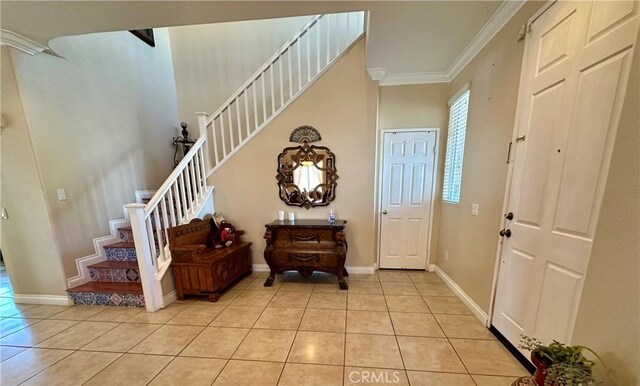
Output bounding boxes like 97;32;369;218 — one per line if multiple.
168;218;252;302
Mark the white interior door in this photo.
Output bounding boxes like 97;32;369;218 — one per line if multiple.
492;0;640;351
379;131;437;269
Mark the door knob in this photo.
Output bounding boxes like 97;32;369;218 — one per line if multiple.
505;212;514;220
382;210;388;215
499;229;512;238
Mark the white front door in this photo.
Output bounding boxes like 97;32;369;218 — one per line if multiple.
379;131;437;269
492;0;640;351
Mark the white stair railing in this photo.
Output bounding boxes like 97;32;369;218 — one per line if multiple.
198;11;366;175
126;135;212;312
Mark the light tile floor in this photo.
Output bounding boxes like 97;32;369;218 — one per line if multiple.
0;270;528;385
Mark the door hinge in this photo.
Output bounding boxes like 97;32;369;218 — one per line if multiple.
432;145;436;155
506;141;513;164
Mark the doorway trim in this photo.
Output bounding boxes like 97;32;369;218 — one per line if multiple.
375;128;440;271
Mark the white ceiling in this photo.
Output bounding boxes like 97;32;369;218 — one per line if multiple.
1;1;509;83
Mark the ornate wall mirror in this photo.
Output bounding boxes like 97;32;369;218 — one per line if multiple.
276;126;338;209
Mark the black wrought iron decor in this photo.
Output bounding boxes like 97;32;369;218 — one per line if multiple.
172;122;196;166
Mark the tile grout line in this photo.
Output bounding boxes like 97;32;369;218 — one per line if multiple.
276;274;316;386
382;274;412;385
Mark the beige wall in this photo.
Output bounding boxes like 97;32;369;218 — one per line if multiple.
169;16;313;131
9;28;180;279
378;83;450;263
208;39;378;267
0;48;68;296
572;37;640;386
435;1;544;312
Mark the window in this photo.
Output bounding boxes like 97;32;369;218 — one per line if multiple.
442;84;470;203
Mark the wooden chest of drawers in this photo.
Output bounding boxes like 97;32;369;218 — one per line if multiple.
263;220;348;290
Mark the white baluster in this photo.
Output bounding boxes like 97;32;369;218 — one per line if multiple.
297;38;302;91
317;18;321;74
184;159;198;208
196;112;211;173
336;14;340;56
261;74;267;122
178;172;188;218
219;115;227;159
236;98;242;143
184;168;194;211
146;216;157;261
199;148;207;200
172;183;183;223
244;90;250;138
211;118;220;164
153;206;164;262
270;65;275;114
326;16;331;65
279;57;284;109
168;186;177;227
306;31;311;82
287;48;293;98
188;158;199;207
227;108;235;149
160;198;170;248
252;84;259;128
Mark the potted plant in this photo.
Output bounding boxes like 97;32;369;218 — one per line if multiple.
519;336;604;386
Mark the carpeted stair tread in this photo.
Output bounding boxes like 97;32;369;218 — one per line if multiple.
88;261;138;269
104;242;135;249
67;281;143;293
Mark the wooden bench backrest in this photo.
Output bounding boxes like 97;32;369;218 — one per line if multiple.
168;218;214;248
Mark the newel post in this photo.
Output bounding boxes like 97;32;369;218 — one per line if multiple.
125;203;161;312
196;112;212;174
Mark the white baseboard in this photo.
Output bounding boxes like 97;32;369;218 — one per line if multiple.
428;264;435;272
251;264;377;275
162;290;177;308
13;294;73;306
252;264;270;272
346;265;376;274
434;266;489;325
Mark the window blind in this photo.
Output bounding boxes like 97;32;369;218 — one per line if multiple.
442;88;470;203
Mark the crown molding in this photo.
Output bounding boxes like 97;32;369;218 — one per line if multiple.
367;67;387;81
379;71;450;86
0;29;48;55
373;0;526;86
446;0;526;80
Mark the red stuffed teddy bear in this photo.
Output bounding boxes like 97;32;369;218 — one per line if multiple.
210;220;244;248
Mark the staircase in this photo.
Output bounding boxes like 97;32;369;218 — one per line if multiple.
197;11;366;175
66;223;142;307
66;11;366;312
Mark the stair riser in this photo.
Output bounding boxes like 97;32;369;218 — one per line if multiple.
89;267;140;283
69;292;145;307
105;247;137;262
118;228;133;243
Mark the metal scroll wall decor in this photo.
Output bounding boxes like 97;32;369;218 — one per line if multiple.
276;126;338;209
